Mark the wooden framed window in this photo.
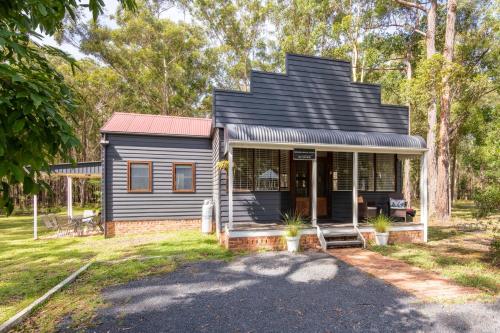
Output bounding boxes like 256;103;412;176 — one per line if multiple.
127;161;152;193
173;163;196;192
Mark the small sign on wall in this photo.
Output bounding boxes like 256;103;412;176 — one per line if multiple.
293;149;316;160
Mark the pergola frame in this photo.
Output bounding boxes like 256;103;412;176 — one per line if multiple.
32;162;101;240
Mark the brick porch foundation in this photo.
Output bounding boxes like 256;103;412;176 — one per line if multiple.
220;232;320;251
105;219;201;237
361;230;424;244
220;229;423;251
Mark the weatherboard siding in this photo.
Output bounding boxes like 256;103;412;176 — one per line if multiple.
212;128;221;230
214;54;408;134
105;134;212;221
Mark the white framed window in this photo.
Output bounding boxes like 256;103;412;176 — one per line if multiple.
255;149;279;191
279;150;290;190
233;148;254;191
375;154;396;192
332;152;353;191
358;153;375;191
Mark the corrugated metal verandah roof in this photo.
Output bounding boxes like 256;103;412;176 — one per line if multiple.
224;124;426;152
49;161;101;178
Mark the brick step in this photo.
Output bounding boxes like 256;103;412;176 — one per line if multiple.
326;240;363;248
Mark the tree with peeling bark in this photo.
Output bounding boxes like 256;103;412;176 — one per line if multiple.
435;0;458;221
394;0;439;217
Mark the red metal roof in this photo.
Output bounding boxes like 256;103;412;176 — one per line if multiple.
101;112;212;138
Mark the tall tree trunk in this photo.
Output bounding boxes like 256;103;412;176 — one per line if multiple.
352;43;358;82
426;0;438;218
162;57;169;115
80;179;85;207
436;0;457;222
450;143;457;204
403;56;413;206
394;0;438;214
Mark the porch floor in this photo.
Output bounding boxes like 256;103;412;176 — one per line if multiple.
231;221;422;231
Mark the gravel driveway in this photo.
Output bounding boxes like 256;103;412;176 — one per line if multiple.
84;252;499;333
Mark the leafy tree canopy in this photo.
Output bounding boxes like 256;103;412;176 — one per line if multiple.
0;0;136;214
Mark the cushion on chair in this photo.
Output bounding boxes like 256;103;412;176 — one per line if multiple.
390;198;406;209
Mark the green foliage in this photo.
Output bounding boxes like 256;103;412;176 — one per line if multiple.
215;160;229;172
490;236;500;267
473;185;500;218
0;213;234;328
282;212;304;237
72;1;216;115
0;0;136;214
368;214;392;233
179;0;273;90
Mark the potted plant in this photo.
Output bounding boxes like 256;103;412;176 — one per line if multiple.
369;214;392;246
282;212;303;252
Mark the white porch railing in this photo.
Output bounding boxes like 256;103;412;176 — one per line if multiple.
316;225;327;250
354;225;367;248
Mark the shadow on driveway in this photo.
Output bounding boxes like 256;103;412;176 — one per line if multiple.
83;252;498;333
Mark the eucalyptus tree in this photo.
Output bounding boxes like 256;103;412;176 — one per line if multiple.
394;0;439;217
63;1;217;116
177;0;273;91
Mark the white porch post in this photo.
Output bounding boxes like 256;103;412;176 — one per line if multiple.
420;152;428;242
228;146;234;230
311;155;317;227
67;176;73;219
352;152;358;227
33;194;38;240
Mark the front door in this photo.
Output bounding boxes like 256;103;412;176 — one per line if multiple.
292;156;330;218
294;160;310;216
317;155;328;217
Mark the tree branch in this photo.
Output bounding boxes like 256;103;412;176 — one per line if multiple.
414;29;426;36
394;0;427;12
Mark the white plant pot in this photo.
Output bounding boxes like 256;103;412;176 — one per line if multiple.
286;236;301;252
375;232;389;246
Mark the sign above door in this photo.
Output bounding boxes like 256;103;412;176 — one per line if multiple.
293;149;316;160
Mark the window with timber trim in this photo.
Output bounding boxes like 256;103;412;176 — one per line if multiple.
128;161;152;192
332;152;352;191
232;148;290;192
173;163;196;192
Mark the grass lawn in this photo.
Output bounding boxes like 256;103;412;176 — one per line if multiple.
0;211;234;332
371;201;499;299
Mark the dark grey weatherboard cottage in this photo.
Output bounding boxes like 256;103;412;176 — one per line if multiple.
101;54;429;248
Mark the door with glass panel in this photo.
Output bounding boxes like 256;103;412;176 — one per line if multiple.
294;160;310;217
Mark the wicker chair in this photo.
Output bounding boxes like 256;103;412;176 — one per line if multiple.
388;193;407;222
358;196;368;221
41;214;57;230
